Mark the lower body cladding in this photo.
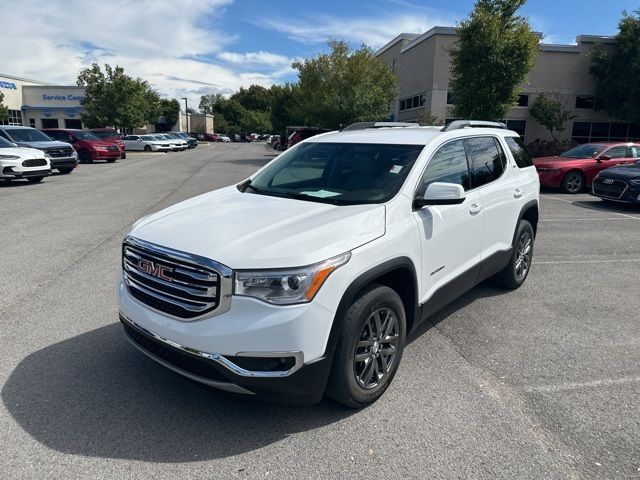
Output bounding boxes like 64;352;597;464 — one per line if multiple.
118;279;335;404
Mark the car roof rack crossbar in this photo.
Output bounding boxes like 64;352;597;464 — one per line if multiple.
441;120;507;132
342;121;420;131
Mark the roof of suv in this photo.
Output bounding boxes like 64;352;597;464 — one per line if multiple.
307;126;518;145
0;125;38;130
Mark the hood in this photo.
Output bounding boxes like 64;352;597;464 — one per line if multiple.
598;163;640;180
15;140;72;149
0;146;49;159
130;186;386;269
533;155;591;168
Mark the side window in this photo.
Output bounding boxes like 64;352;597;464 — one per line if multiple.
603;146;627;159
0;130;10;140
419;139;471;194
466;137;506;187
505;137;533;168
630;146;640;158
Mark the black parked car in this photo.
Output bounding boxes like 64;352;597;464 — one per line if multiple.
591;160;640;204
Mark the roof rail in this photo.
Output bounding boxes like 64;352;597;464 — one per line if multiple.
441;120;507;132
342;121;420;131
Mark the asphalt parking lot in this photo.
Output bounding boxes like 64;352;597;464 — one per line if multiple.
0;143;638;479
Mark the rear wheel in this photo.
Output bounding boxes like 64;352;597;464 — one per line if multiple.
561;171;584;194
27;176;44;183
494;220;534;289
106;158;117;163
121;152;127;159
58;167;74;174
326;284;406;408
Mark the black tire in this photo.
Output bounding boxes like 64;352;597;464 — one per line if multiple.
58;167;74;174
106;158;117;163
121;152;127;159
27;176;44;183
143;145;151;152
326;284;406;408
79;150;93;163
561;170;584;194
493;219;534;289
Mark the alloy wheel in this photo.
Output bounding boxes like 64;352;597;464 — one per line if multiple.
565;173;583;193
354;307;399;390
515;231;532;280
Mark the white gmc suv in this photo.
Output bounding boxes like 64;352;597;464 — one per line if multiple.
118;121;540;407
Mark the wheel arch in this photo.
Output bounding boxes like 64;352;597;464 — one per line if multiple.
325;257;419;357
515;199;539;240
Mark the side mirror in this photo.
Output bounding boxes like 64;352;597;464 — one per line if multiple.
414;182;466;208
597;155;611;161
137;138;142;142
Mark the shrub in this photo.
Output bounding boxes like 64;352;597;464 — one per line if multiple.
525;138;577;158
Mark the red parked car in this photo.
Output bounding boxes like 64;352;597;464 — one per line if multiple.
533;142;640;193
90;128;126;159
203;133;222;142
42;129;121;163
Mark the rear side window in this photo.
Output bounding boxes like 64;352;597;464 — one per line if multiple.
505;137;533;168
465;137;506;187
630;146;640;158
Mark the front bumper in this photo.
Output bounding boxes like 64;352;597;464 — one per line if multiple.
591;184;640;204
49;156;79;169
1;165;50;179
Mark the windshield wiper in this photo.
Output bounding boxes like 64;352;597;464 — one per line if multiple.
274;191;341;205
238;179;265;194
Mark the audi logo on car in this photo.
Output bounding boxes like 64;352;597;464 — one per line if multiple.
137;258;173;281
603;179;614;184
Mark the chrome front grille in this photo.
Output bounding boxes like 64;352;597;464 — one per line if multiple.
122;236;232;320
45;146;74;157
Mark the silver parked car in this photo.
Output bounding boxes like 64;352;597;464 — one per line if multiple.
123;135;171;152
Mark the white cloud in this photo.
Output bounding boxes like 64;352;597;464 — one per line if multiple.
218;51;293;68
260;12;456;48
0;0;294;109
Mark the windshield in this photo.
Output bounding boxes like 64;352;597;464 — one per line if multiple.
92;130;119;140
4;128;52;142
561;144;606;158
74;130;100;140
0;136;17;148
247;142;425;205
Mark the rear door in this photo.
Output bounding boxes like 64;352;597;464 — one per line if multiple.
465;136;519;259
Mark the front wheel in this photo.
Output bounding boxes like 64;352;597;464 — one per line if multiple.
493;220;534;289
79;150;93;163
143;145;151;152
561;171;584;194
58;167;74;174
27;176;44;183
106;158;117;163
326;284;406;408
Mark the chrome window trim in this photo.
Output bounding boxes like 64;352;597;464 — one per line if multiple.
121;314;304;378
123;235;232;321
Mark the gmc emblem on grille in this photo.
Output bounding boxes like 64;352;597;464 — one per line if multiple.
138;259;173;281
603;179;614;184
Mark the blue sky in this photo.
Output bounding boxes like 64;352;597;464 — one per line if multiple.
0;0;635;108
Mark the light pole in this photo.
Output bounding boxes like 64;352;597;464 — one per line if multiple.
181;97;189;132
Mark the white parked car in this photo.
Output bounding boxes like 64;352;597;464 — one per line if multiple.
219;135;231;142
0;136;51;183
118;121;540;407
123;135;171;152
155;134;187;151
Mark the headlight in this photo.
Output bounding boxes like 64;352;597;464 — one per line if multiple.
234;252;351;305
0;155;20;160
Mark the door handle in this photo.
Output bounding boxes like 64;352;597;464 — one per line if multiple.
514;188;524;198
469;204;482;215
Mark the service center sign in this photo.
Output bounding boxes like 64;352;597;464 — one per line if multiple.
42;94;85;102
0;81;18;90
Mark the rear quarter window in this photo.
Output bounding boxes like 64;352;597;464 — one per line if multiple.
505;137;533;168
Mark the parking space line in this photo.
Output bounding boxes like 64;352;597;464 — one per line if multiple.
523;376;640;393
542;195;640;220
540;217;634;221
534;258;640;264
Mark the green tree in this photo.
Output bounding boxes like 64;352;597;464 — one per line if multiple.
590;10;640;125
0;92;8;121
450;0;539;120
232;85;272;112
157;98;181;128
76;63;160;132
269;83;299;132
292;41;397;129
198;94;251;131
529;93;575;142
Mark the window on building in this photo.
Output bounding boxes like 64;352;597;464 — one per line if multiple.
419;139;471;193
399;93;426;111
505;120;526;137
29;118;36;128
0;109;23;126
465;137;506;188
41;118;60;129
516;94;529;107
571;121;639;143
446;91;455;105
65;119;82;129
575;96;595;109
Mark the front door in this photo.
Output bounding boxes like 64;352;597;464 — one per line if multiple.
413;139;483;306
